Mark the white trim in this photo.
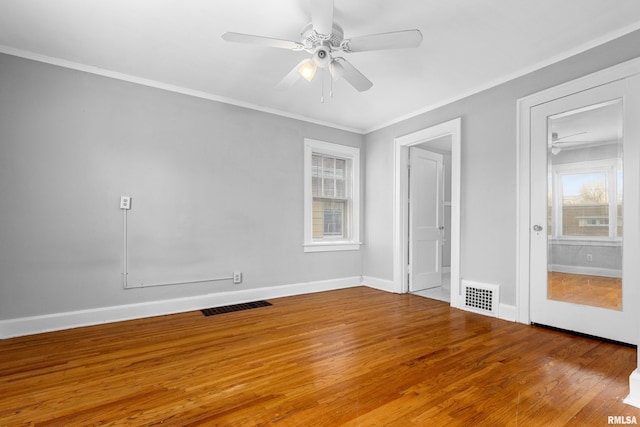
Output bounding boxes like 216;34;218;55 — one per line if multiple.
550;238;622;247
516;56;640;325
303;139;361;252
362;276;396;293
303;242;361;252
393;118;462;308
365;21;640;133
548;264;621;278
498;304;517;322
625;369;640;408
0;45;362;134
0;277;361;339
457;301;516;323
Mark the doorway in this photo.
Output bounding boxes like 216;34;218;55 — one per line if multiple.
393;118;461;308
409;142;451;302
517;60;640;345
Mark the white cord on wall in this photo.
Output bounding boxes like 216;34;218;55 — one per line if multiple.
120;195;239;289
122;206;129;288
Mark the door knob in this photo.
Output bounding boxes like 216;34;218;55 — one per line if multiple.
532;224;543;232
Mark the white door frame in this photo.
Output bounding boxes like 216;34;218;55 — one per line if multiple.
393;118;461;308
516;56;640;409
516;56;640;324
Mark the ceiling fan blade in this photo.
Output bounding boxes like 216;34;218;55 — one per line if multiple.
344;29;423;52
276;59;312;90
552;140;590;146
311;0;334;36
222;32;304;50
329;60;344;80
551;131;588;142
334;58;373;92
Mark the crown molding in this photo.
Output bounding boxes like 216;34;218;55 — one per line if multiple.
364;21;640;134
0;45;364;134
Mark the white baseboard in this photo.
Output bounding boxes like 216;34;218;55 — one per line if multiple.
362;276;396;293
0;276;361;339
625;369;640;408
365;276;517;323
456;302;518;323
498;304;517;322
548;264;622;278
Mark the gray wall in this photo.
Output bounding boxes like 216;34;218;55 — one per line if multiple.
0;53;364;320
550;243;622;274
362;29;640;306
3;28;640;322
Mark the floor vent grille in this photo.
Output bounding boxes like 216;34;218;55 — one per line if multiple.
201;300;272;317
462;281;499;317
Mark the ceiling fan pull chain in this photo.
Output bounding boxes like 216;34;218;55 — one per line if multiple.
330;72;334;98
321;68;325;103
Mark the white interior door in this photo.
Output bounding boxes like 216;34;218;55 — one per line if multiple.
409;147;443;292
530;75;640;345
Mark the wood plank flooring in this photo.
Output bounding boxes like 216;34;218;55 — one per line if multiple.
1;286;639;426
548;272;622;311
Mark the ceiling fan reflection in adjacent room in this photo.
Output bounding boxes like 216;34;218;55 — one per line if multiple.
549;131;588;155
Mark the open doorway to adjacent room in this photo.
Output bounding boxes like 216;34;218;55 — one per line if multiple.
393;118;461;308
408;138;452;302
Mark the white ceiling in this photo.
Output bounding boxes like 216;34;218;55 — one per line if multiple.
2;0;640;133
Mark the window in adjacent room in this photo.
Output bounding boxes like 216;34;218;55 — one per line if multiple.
549;159;622;239
304;139;360;252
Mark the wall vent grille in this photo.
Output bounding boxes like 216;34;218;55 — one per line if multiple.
462;280;499;317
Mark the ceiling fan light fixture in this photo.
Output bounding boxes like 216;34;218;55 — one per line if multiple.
329;60;344;80
313;46;332;68
298;59;317;81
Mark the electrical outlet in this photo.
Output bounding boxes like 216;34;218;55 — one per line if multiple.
233;272;243;284
120;196;132;210
587;254;593;262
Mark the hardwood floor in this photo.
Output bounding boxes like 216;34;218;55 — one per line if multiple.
1;287;638;426
548;272;622;311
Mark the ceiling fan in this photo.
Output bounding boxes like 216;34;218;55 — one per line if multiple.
550;131;589;155
551;131;588;144
221;0;423;93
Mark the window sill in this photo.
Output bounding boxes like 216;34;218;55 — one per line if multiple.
549;237;622;247
303;242;362;253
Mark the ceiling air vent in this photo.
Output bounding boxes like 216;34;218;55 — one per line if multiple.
462;280;499;317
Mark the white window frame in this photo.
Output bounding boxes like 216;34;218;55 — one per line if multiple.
550;159;621;241
303;138;361;252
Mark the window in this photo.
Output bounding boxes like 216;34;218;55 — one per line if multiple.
549;160;622;240
304;139;360;252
